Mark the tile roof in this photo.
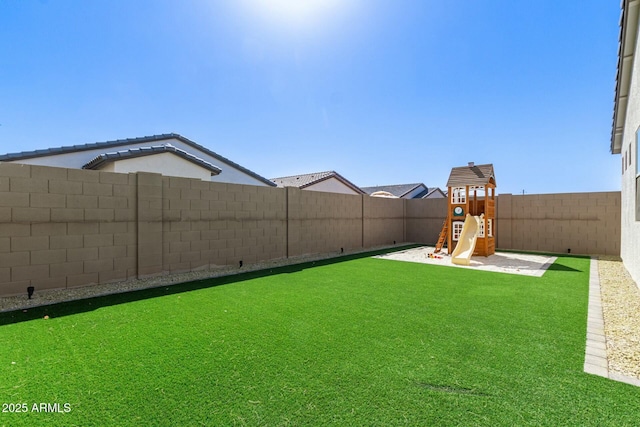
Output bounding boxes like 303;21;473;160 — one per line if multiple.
413;187;431;198
0;133;276;186
446;163;495;188
270;171;365;194
421;187;446;198
361;183;425;198
369;191;399;198
82;144;222;174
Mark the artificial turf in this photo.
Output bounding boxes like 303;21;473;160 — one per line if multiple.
1;252;639;426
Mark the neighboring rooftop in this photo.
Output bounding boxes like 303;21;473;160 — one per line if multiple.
271;171;365;194
361;183;426;198
422;187;447;198
82;144;222;175
362;183;445;199
0;133;276;186
446;163;496;188
369;191;398;198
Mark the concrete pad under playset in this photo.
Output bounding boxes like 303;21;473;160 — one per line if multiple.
374;246;557;277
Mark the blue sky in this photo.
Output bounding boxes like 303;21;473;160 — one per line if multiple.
0;1;621;194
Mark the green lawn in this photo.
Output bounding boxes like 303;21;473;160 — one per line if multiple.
1;252;639;426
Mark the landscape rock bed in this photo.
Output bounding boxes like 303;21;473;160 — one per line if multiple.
598;256;640;380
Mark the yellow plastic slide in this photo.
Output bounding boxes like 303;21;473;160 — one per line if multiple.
451;214;482;266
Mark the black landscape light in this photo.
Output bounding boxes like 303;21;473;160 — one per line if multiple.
27;286;34;299
239;260;243;268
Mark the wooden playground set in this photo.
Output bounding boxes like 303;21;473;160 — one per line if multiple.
435;162;496;264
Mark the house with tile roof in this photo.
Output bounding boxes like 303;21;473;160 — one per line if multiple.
611;0;640;284
361;183;445;199
0;133;276;186
271;171;365;195
422;187;447;199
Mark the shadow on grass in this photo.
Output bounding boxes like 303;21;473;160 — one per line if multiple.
545;263;584;273
496;249;588;274
0;245;421;326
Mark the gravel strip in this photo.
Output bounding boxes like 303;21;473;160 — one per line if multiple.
598;256;640;380
0;244;408;313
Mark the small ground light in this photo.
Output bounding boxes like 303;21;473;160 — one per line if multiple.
27;286;34;299
341;248;344;253
567;248;571;254
239;260;243;268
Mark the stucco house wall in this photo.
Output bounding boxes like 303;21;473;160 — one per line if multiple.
305;178;363;195
614;0;640;285
99;152;213;181
620;47;640;285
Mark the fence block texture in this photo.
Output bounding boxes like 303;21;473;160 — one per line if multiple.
405;197;448;244
0;164;139;296
287;188;362;257
495;192;620;255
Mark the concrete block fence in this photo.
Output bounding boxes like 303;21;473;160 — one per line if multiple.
496;192;621;256
0;163;621;297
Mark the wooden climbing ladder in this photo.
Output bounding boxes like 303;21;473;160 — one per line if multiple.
434;213;449;253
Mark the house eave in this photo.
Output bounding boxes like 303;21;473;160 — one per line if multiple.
612;0;640;154
82;145;222;175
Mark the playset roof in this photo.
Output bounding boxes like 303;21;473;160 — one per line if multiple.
446;163;495;188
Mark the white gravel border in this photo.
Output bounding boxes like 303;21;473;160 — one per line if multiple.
597;256;640;385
